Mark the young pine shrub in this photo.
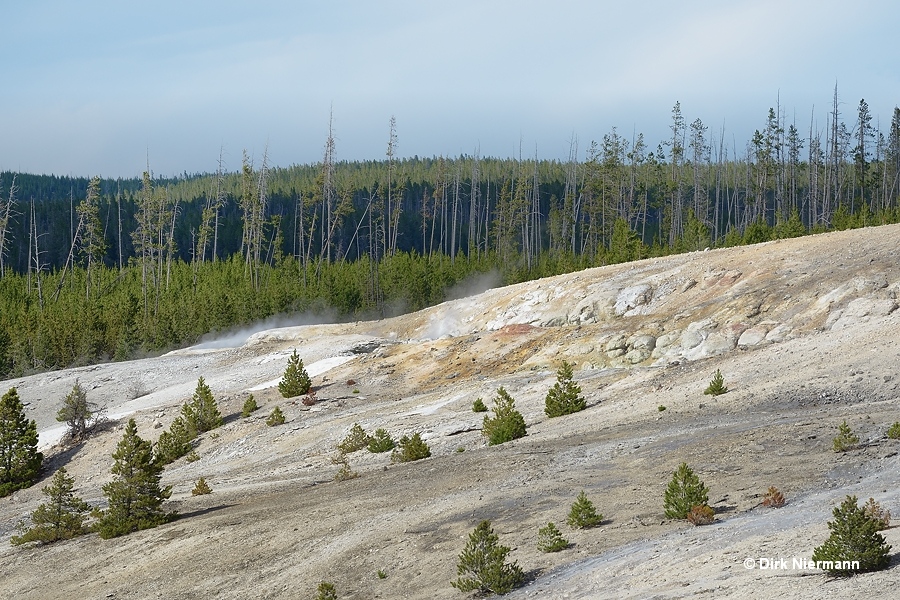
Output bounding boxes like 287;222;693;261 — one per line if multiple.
155;416;195;465
537;522;570;553
862;497;891;530
472;397;488;413
332;453;359;482
452;520;524;595
181;377;223;435
266;406;286;427
367;428;395;453
886;421;900;440
686;504;715;526
390;433;431;463
241;394;259;418
761;486;786;508
544;360;586;417
832;420;859;452
315;581;338;600
10;468;91;545
338;423;371;454
278;350;311;398
663;462;709;520
56;380;99;442
566;491;604;529
191;477;212;496
811;495;892;575
482;387;527;446
703;369;728;396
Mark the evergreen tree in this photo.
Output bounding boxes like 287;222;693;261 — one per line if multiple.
367;428;395;453
703;369;728;396
537;522;569;552
56;379;96;442
0;387;43;497
266;406;286;426
241;394;258;417
181;377;222;435
154;416;194;465
482;387;527;446
96;418;174;539
545;360;586;417
390;433;431;463
11;467;91;545
566;491;604;528
452;520;524;594
812;495;891;575
664;462;709;520
278;350;311;398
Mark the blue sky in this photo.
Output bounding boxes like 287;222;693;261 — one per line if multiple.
2;0;898;178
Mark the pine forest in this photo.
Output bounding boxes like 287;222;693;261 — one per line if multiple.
1;93;899;378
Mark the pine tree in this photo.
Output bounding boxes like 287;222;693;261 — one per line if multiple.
278;350;311;398
703;369;728;396
482;387;527;446
56;380;97;442
537;522;569;552
664;462;709;520
812;495;891;575
11;467;91;545
545;360;586;417
181;377;222;435
191;477;212;496
832;420;859;452
96;419;174;539
154;416;194;465
266;406;285;426
0;387;43;497
452;520;524;594
241;394;258;418
390;433;431;463
566;491;604;528
367;428;395;453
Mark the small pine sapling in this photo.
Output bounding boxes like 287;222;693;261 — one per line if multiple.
316;581;338;600
241;394;259;418
566;491;604;528
155;416;194;465
832;420;859;452
338;423;371;454
0;387;43;497
482;386;527;446
537;522;569;552
761;486;786;508
811;495;891;575
544;360;586;417
332;452;359;481
278;349;311;398
686;504;715;525
10;468;91;545
886;422;900;440
367;428;395;453
266;406;286;427
664;462;709;520
703;369;728;396
181;377;223;435
56;380;99;442
862;498;891;530
191;477;212;496
451;520;524;595
390;433;431;463
472;397;487;413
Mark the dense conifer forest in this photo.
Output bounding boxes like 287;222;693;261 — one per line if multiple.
1;95;898;378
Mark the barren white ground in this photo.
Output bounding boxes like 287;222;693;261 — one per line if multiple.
2;225;900;599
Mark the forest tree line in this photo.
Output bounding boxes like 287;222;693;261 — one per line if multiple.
1;93;899;378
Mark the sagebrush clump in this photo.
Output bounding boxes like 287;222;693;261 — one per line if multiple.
664;462;709;520
686;504;715;525
482;386;526;446
862;497;891;530
452;520;524;595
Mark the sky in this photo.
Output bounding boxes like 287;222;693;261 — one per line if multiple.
2;0;899;179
